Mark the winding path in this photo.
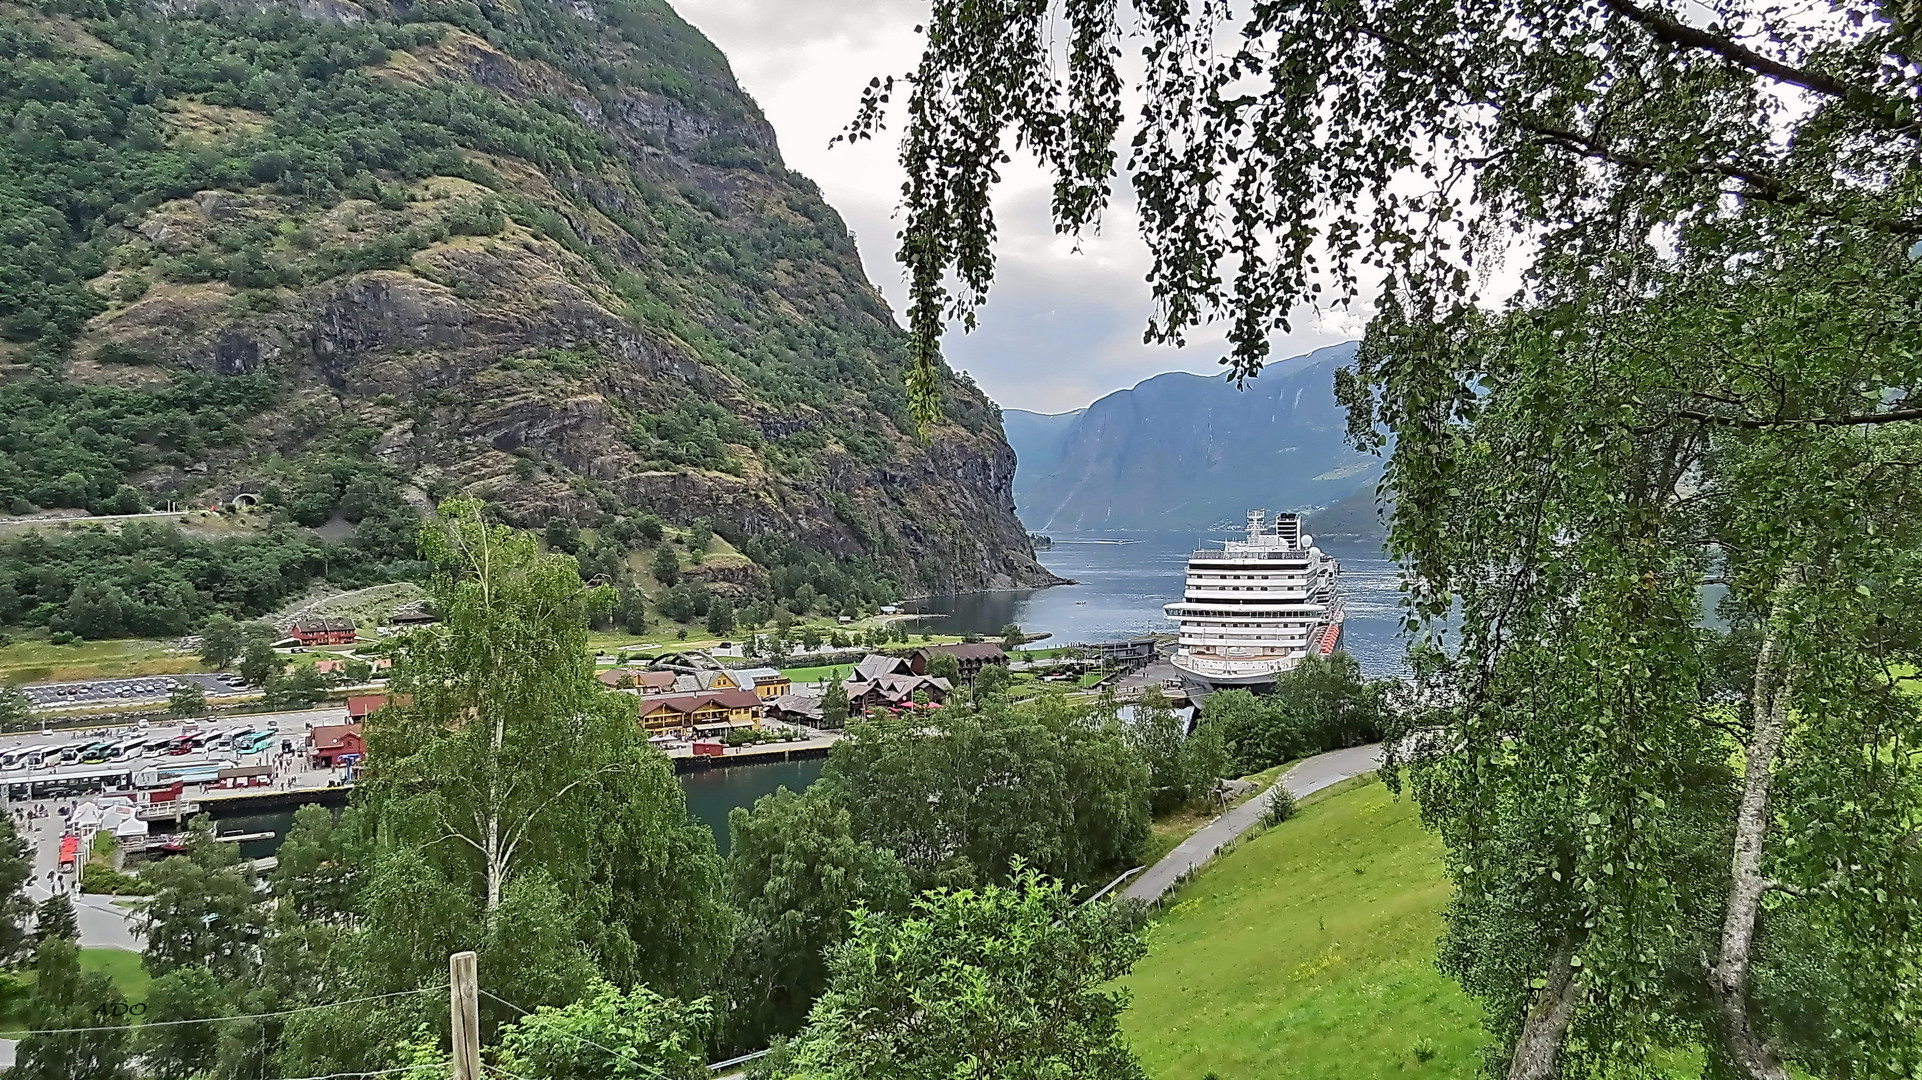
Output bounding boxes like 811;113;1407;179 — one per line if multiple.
1122;742;1384;905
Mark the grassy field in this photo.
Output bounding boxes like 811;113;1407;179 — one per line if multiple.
1121;777;1487;1079
0;636;205;684
0;947;150;1034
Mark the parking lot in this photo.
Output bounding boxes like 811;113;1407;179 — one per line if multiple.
0;706;347;779
20;672;244;708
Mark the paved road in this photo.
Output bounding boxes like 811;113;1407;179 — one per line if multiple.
1122;742;1384;905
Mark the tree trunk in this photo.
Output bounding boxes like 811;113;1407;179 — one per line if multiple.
1508;951;1581;1080
485;810;503;914
1708;617;1791;1079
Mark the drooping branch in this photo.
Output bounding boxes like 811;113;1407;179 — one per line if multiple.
1598;0;1912;132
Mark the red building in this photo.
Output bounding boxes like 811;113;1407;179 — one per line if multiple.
346;693;411;720
292;617;357;646
312;723;365;767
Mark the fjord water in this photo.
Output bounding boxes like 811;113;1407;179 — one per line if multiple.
903;533;1406;677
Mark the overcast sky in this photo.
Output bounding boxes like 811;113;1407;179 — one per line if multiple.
674;0;1363;414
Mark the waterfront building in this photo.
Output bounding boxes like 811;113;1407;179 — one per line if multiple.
1164;510;1343;690
639;689;765;738
909;643;1007;681
732;667;792;700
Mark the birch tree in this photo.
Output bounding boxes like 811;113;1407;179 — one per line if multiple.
357;500;731;1003
877;1;1922;1075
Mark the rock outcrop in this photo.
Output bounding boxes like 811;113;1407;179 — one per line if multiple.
37;0;1052;593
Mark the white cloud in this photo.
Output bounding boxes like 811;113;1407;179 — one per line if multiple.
675;0;1358;413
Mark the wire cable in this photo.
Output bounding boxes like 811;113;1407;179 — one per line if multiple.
479;988;674;1080
8;984;445;1038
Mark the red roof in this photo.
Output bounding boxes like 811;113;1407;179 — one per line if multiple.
347;693;411;719
313;723;364;753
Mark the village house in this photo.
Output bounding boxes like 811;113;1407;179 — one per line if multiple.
638;689;764;738
909;643;1007;681
846;673;952;712
346;693;411;721
291;617;357;646
310;723;365;767
732;667;791;700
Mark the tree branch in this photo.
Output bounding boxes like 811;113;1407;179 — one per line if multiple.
1598;0;1911;131
1675;403;1922;429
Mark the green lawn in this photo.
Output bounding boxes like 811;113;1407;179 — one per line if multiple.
79;947;149;1007
0;947;150;1034
780;664;850;684
1121;778;1487;1079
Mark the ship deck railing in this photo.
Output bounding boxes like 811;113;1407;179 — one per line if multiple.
1188;549;1318;561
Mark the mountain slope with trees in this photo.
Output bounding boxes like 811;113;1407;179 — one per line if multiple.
0;0;1049;608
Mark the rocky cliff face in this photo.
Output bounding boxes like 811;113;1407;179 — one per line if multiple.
13;0;1050;593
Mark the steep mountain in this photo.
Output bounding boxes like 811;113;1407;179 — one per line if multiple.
1004;343;1386;537
1001;407;1082;508
0;0;1049;595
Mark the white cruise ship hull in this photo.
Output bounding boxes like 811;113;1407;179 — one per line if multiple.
1165;509;1343;693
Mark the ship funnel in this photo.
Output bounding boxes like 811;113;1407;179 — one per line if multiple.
1273;513;1302;545
1246;509;1265;538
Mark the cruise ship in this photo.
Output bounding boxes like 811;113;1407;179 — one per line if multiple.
1163;510;1343;689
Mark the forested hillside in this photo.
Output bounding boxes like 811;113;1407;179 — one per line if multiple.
0;0;1050;639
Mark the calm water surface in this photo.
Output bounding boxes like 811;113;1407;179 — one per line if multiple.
905;533;1408;677
207;759;827;859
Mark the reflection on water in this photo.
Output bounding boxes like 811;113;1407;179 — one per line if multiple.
679;759;825;855
196;759;828;861
903;533;1408;677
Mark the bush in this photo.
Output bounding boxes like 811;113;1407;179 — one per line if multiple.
1263;785;1298;826
81;863;154;896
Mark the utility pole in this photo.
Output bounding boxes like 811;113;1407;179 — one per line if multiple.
450;950;480;1080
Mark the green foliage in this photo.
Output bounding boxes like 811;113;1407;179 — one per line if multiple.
332;501;729;1052
238;639;280;688
80;863;153;896
1263;785;1298;827
652;543;680;586
1131;690;1227;816
141;966;229;1080
167;680;206;719
33;894;76;945
818;679;849;729
0;515;423;639
198;614;244;669
724;786;910;1045
705;596;734;635
1197;655;1393;777
774;870;1147;1080
626;398;754;472
818;694;1150;891
0;685;30;733
13;937;131;1080
0;816;36;964
925;651;960;683
139;818;265;984
0;377;273;514
890;2;1922;1072
496;980;711;1080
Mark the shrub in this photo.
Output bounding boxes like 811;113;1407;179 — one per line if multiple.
1263;785;1298;826
81;864;154;896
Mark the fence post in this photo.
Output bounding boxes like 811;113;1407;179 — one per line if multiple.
450;950;480;1080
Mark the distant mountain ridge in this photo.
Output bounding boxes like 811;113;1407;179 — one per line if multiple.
1004;343;1386;538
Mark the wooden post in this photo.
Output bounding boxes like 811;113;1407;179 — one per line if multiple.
450;950;480;1080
